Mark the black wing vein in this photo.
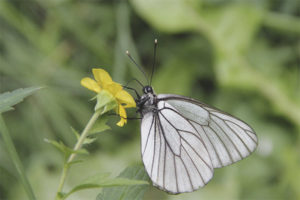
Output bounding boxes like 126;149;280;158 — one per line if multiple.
211;117;243;159
181;144;205;184
142;115;155;155
150;116;157;177
141;94;257;194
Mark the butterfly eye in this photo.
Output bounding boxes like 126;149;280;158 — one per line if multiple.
143;86;153;94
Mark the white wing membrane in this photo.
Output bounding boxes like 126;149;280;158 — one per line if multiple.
141;113;154;155
158;94;258;168
158;110;181;156
141;94;258;194
141;101;214;194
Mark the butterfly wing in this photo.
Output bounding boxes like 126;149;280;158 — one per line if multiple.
157;94;258;168
140;94;258;194
141;101;214;194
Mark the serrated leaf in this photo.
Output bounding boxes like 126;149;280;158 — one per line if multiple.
83;136;97;145
65;171;147;199
89;115;110;135
70;127;80;140
96;165;150;200
67;180;148;196
82;172;111;184
44;138;89;160
75;148;89;155
67;160;84;167
0;86;42;113
98;178;148;187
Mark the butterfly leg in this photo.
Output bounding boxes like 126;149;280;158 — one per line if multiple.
123;85;141;99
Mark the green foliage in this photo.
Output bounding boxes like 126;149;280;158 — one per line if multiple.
66;171;148;199
0;87;41;200
95;90;118;114
97;165;150;200
89;116;111;134
44;139;89;162
130;0;202;33
51;111;111;199
0;87;41;113
71;116;110;146
0;0;299;200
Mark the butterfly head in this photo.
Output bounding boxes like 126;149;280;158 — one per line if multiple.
143;86;153;94
136;86;157;115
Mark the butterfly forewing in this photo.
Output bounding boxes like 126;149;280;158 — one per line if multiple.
157;94;258;168
141;99;215;194
141;94;257;194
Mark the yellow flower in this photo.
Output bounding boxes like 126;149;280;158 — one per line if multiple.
81;68;136;126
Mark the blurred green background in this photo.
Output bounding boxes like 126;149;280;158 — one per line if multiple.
0;0;300;199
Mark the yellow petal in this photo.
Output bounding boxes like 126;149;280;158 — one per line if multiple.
115;90;136;108
80;77;101;93
106;82;123;96
92;68;113;86
117;118;126;127
116;105;127;127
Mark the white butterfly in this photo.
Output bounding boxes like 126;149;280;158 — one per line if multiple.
125;39;257;194
136;86;258;194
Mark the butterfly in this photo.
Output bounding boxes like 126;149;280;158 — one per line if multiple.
127;40;258;194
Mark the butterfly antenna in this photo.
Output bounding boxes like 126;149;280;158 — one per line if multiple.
124;78;144;89
126;50;149;85
150;39;158;86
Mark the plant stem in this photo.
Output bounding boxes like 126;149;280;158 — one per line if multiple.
55;111;101;200
68;111;101;162
0;114;37;200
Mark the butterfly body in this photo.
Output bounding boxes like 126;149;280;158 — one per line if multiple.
136;86;158;116
137;86;258;194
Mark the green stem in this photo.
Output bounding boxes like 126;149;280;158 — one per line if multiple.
55;111;101;200
68;111;101;163
0;114;36;200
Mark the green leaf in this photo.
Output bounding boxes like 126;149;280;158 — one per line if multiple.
64;170;148;199
96;165;150;200
210;5;262;88
130;0;201;33
44;139;89;160
72;129;97;145
83;172;112;183
70;127;80;140
0;115;37;200
68;179;147;196
67;160;84;167
95;90;118;114
208;5;262;53
0;86;42;113
57;192;65;199
97;178;148;187
89;115;110;135
70;117;110;146
82;137;98;145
